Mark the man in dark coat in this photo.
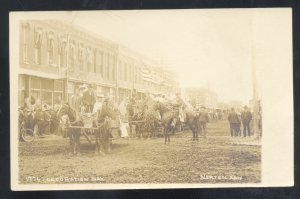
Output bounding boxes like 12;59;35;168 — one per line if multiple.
197;106;209;138
241;105;252;137
127;94;136;137
82;85;96;113
227;107;240;137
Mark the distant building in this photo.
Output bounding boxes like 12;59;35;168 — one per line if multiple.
17;20;179;107
182;88;218;108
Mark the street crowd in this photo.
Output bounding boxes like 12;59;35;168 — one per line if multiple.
19;83;262;142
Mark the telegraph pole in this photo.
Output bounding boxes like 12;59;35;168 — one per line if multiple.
250;13;259;139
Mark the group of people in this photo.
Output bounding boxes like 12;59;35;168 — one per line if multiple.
19;96;60;137
70;84;133;138
227;106;253;137
19;84;261;145
70;84;105;115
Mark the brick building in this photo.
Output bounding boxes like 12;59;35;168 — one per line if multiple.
18;20;178;107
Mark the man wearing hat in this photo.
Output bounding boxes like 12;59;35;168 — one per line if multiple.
82;84;96;113
228;107;240;137
197;106;209;138
241;105;252;137
93;92;104;114
71;87;82;112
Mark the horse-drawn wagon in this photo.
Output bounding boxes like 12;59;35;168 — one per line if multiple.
59;108;119;155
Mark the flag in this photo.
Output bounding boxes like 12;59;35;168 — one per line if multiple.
141;67;154;83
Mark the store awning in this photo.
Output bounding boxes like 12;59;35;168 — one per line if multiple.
18;68;61;79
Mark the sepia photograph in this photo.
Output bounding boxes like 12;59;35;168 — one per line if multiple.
9;9;293;190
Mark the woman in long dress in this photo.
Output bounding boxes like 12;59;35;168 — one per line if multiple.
118;99;129;138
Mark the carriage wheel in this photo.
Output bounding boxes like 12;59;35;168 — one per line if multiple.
21;128;35;142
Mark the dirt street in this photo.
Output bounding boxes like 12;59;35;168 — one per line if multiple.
18;120;261;184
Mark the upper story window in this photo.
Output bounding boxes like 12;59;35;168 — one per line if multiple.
139;67;142;83
133;65;137;83
69;41;76;71
22;23;30;64
34;27;43;64
86;47;92;73
78;45;84;71
99;51;103;77
112;55;116;81
124;63;128;81
58;37;67;68
107;53;110;80
47;32;55;66
129;64;132;81
93;48;97;73
118;61;122;80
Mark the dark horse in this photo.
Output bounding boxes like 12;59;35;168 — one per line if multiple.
58;104;83;155
95;100;116;154
154;101;179;144
94;117;112;154
184;107;199;141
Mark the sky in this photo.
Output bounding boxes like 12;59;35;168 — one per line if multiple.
19;9;292;104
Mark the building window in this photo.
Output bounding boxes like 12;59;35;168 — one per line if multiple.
119;61;122;80
124;63;127;81
34;27;42;64
99;51;103;77
22;23;30;64
69;42;76;71
30;77;41;103
93;49;97;73
86;47;92;73
19;75;26;106
112;56;116;81
139;67;142;83
78;45;84;71
107;53;110;80
41;78;54;107
134;66;137;83
59;38;67;68
47;32;55;66
129;64;132;81
54;80;63;106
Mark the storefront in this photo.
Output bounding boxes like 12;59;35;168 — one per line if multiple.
18;74;64;108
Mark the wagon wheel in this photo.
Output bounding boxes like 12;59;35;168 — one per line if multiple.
21;128;35;142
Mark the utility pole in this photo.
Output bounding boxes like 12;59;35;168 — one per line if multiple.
250;13;259;139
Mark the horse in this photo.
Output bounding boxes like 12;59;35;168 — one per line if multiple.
184;107;199;141
95;116;112;154
154;100;179;144
95;100;116;154
58;104;83;155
